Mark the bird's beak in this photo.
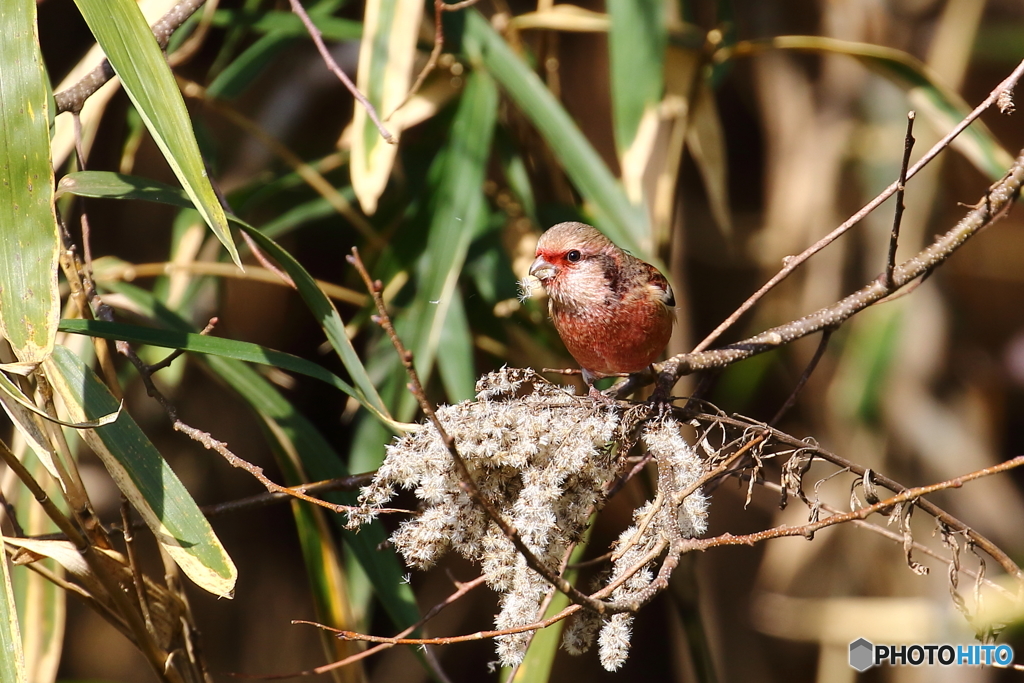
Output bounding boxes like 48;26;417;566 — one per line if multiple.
530;255;557;282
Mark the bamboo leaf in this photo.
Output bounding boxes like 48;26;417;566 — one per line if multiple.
9;444;65;683
55;170;394;429
102;281;421;634
0;371;120;429
0;378;62;484
396;69;498;418
0;0;59;367
351;0;423;214
43;346;237;598
71;0;241;266
607;0;666;156
464;10;655;260
57;318;364;405
0;535;26;683
727;36;1014;180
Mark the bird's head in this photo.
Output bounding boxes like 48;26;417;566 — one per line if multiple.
529;222;614;289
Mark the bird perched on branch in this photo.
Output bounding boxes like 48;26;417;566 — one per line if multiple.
529;222;675;396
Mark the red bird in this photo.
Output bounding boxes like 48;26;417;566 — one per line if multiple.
529;222;675;393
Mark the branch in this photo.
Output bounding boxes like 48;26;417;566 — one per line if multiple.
692;413;1024;582
751;476;1016;600
287;0;394;144
54;0;208;114
321;540;669;647
660;144;1024;382
279;575;488;678
681;455;1024;552
885;112;916;289
113;327;381;516
690;57;1024;354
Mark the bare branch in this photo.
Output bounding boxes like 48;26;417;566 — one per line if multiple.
287;0;394;144
691;57;1024;354
885;111;916;289
54;0;208;114
769;328;833;426
661;144;1024;382
682;455;1024;552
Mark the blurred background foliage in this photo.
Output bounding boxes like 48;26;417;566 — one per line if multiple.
2;0;1023;680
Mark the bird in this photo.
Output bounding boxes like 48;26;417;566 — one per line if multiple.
529;222;675;395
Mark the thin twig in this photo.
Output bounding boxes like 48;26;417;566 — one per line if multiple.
239;232;295;288
387;0;481;120
148;318;218;374
693;412;1024;582
886;112;917;289
199;473;380;518
750;477;1016;600
681;454;1024;553
54;0;208;113
116;339;386;516
120;496;156;637
347;247;628;616
659;144;1024;383
287;0;394;144
691;57;1024;354
275;575;489;678
325;540;670;646
769;327;833;426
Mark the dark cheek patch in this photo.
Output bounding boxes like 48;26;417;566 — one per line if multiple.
600;255;627;300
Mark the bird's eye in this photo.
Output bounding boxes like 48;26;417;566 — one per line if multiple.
566;250;582;263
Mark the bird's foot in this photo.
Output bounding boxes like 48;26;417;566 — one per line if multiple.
588;384;617;404
647;367;677;417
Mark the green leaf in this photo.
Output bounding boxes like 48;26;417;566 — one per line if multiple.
71;0;241;266
9;448;65;683
102;281;420;634
396;68;498;418
9;445;64;683
436;287;476;403
56;170;396;431
58;318;363;403
351;0;424;214
43;346;237;598
0;0;59;366
208;9;362;40
464;10;655;261
55;170;188;207
727;36;1014;181
0;535;26;683
207;32;298;101
607;0;665;155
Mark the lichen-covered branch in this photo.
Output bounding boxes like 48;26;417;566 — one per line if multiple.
659;145;1024;383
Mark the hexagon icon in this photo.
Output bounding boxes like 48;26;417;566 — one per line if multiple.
849;638;874;672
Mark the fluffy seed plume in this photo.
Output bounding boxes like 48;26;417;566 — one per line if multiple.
348;370;709;669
